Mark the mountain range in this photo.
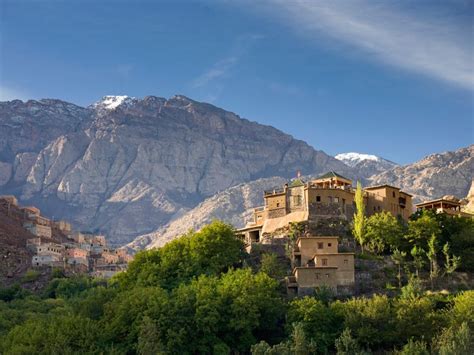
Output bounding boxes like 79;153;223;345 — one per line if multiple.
0;95;472;248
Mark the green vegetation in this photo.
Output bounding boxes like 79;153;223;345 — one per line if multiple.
352;181;367;253
0;218;473;354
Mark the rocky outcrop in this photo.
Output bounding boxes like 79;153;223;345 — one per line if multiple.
1;95;352;245
368;145;473;202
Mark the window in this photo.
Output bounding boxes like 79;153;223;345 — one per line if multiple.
316;195;321;202
328;243;332;247
325;273;330;278
315;273;320;279
393;191;396;198
334;197;339;203
318;242;323;249
322;259;328;266
276;202;280;207
344;259;348;264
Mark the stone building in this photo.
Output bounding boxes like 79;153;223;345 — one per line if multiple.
22;206;52;238
237;171;413;248
416;196;474;217
288;236;355;296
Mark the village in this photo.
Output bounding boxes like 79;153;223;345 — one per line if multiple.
236;171;473;296
0;195;133;279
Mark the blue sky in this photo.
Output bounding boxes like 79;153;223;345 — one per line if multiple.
1;0;472;164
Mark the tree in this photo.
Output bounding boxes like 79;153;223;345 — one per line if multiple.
432;322;472;355
396;339;429;355
365;212;404;254
137;316;165;354
391;249;407;289
260;253;286;280
406;211;441;250
427;234;440;290
442;242;461;285
410;246;426;278
352;181;367;253
288;296;343;352
335;328;364;355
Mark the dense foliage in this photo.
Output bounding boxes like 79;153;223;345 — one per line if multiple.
0;219;473;354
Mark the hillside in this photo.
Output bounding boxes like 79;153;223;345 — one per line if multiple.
0;95;352;245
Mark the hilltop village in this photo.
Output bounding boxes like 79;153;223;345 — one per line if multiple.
0;195;133;280
237;171;473;296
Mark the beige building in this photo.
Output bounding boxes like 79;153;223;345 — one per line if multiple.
237;171;413;247
416;196;473;217
288;236;354;295
365;185;413;221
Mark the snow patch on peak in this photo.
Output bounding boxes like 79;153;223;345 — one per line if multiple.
335;152;381;163
92;95;136;110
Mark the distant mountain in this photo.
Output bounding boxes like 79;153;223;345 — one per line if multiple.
335;152;398;178
0;95;352;245
128;145;473;251
368;145;473;202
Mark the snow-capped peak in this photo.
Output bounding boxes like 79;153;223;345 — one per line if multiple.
335;152;381;163
335;152;398;170
91;95;136;111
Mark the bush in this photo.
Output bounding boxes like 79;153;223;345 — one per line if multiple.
21;269;40;283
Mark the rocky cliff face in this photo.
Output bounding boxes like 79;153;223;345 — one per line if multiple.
368;145;473;202
127;145;473;251
0;99;91;187
0;95;351;245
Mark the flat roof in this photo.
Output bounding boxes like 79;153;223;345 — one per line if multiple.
416;198;461;207
364;184;413;197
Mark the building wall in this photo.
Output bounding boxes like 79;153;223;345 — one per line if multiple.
25;224;52;238
294;267;338;289
265;193;286;211
313;253;355;285
287;185;306;212
366;187;413;220
306;188;355;219
297;237;339;265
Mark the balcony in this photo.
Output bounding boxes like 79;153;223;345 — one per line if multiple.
399;197;406;208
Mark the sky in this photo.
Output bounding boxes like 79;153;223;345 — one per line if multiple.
0;0;473;164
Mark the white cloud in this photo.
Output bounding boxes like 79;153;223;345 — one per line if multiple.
191;33;264;89
256;1;473;90
0;86;30;101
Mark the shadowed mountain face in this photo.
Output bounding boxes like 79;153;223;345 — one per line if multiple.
0;95;352;245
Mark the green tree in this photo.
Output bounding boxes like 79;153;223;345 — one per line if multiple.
137;316;165;355
427;234;440;290
442;242;461;285
406;211;441;250
260;253;286;280
391;249;407;289
352;181;367;253
432;322;472;355
288;296;343;352
396;339;429;355
365;212;404;254
411;245;426;278
335;328;364;355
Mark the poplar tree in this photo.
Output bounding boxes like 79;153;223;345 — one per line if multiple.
352;181;367;253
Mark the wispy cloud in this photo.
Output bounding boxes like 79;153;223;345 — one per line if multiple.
253;1;473;90
191;33;264;91
0;86;30;101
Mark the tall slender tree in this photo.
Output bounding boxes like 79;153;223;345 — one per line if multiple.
427;234;440;290
352;181;367;253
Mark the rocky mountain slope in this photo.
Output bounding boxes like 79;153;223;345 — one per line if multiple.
128;145;473;251
0;95;352;245
335;152;398;178
368;145;473;201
